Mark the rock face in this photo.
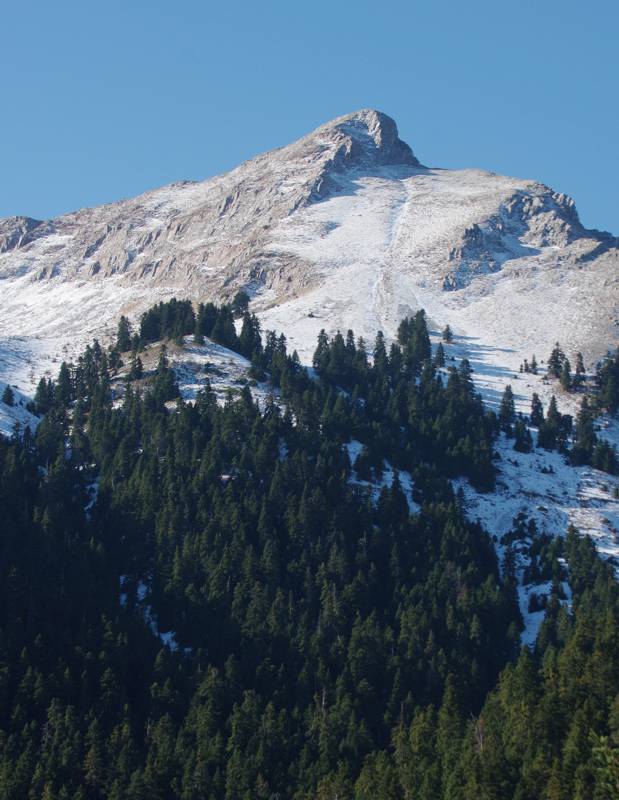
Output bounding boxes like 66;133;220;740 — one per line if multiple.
0;110;419;289
0;108;617;389
0;217;48;254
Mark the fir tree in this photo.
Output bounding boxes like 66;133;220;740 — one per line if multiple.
231;289;250;316
571;396;596;465
499;384;516;434
597;350;619;413
514;418;533;452
442;324;453;343
2;384;14;406
129;355;143;380
560;358;572;391
574;352;586;387
530;393;544;427
193;315;205;345
434;342;445;368
548;342;565;378
55;361;73;406
537;395;569;450
116;315;132;352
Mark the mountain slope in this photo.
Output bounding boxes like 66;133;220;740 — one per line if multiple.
0;109;616;396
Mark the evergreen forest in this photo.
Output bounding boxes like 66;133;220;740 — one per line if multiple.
1;299;618;799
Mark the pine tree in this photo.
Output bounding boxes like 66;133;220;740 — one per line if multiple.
598;350;619;413
129;355;143;380
34;376;54;414
55;361;73;406
109;347;122;373
530;393;544;427
537;395;562;450
193;314;205;345
571;396;596;465
591;733;619;799
231;290;250;316
239;312;262;360
442;324;453;343
514;418;533;452
373;331;388;374
435;342;445;368
560;358;572;391
499;385;516;434
547;343;565;379
530;354;538;374
574;352;586;388
2;384;14;406
116;315;132;352
312;330;330;372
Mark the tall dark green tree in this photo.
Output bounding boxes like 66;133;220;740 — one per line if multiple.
2;384;14;406
547;342;565;379
560;358;572;391
499;385;516;434
116;315;132;352
530;393;544;427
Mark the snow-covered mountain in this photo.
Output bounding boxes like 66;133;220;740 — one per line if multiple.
1;109;618;642
0;108;616;393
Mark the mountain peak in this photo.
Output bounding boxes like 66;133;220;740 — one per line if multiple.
305;109;421;168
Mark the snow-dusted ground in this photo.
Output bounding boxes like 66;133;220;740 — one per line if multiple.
346;439;420;514
0;275;181;395
258;164;616;370
109;336;274;410
120;577;190;654
0;381;39;437
440;328;619;644
443;329;619;561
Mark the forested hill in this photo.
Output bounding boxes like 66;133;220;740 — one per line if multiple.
1;299;619;798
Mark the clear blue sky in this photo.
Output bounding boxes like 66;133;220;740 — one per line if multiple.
1;0;617;232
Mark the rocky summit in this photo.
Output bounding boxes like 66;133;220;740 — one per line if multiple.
0;109;617;390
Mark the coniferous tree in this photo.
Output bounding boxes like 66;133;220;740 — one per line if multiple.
514;417;533;452
574;352;586;388
238;312;262;360
116;315;132;352
193;314;205;345
373;331;388;375
597;350;619;413
547;342;565;379
312;330;330;375
537;395;570;450
499;385;516;434
530;393;544;427
34;376;54;414
55;361;73;406
108;347;122;373
435;342;445;368
571;396;596;465
231;289;250;316
129;355;143;380
210;306;237;349
2;384;14;406
442;324;453;343
560;358;572;391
